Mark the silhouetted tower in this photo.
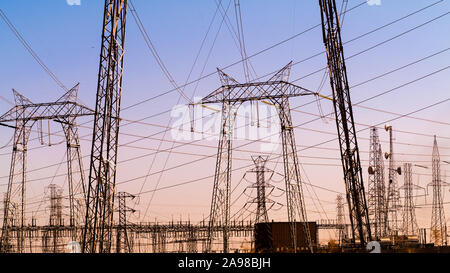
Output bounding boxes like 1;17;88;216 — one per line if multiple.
336;194;347;245
82;0;128;253
400;163;419;236
196;63;316;253
384;125;401;236
319;0;372;245
49;185;63;227
430;136;447;246
48;184;63;253
0;86;92;253
116;192;135;253
368;127;386;239
377;145;387;236
248;156;272;223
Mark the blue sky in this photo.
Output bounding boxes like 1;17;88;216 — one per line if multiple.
0;0;449;240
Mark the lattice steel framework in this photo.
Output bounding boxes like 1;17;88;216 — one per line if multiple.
248;156;273;224
384;125;400;236
319;0;371;245
42;184;64;253
197;62;316;253
82;0;128;253
368;127;386;239
0;85;92;253
400;163;419;236
430;136;447;246
336;194;347;245
116;192;135;253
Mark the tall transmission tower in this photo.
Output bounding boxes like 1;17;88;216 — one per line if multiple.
248;156;273;224
384;125;401;236
49;184;63;227
429;136;447;246
318;0;372;246
367;127;386;239
400;163;419;236
42;184;64;253
336;194;347;245
195;62;316;253
82;0;128;253
116;192;136;253
0;85;93;253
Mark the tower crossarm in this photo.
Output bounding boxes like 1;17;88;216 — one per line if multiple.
0;102;94;123
197;81;316;105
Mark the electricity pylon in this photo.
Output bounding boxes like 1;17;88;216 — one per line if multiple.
429;136;448;246
400;163;421;236
195;62;316;253
82;0;128;253
0;85;93;253
319;0;372;245
116;192;136;253
336;194;347;245
247;156;273;224
368;127;386;239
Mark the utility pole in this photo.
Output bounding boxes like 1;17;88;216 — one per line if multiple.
196;62;316;253
429;136;447;246
318;0;372;246
82;0;128;253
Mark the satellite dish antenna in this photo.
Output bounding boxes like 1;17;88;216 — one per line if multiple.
368;166;375;175
397;167;402;175
384;152;390;160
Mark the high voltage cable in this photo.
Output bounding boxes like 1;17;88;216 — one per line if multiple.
0;44;448;183
0;4;445;156
134;0;239;219
0;63;448;184
1;1;448;217
128;0;192;103
120;0;373;111
120;97;450;197
0;8;68;92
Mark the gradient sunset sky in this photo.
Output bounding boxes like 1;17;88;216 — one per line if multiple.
0;0;449;242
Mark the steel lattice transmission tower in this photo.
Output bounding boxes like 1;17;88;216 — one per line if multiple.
82;0;128;253
42;184;64;253
0;85;92;253
367;127;386;239
319;0;372;245
429;136;447;246
116;192;136;253
196;62;316;253
336;194;347;245
400;163;419;236
384;125;401;236
248;156;273;224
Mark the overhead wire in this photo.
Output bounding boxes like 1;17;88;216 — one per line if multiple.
1;0;448;221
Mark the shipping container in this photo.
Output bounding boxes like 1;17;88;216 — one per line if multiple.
255;222;317;252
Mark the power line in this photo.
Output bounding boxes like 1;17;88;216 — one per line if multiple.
120;0;371;111
0;4;445;157
0;8;68;92
0;62;448;185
